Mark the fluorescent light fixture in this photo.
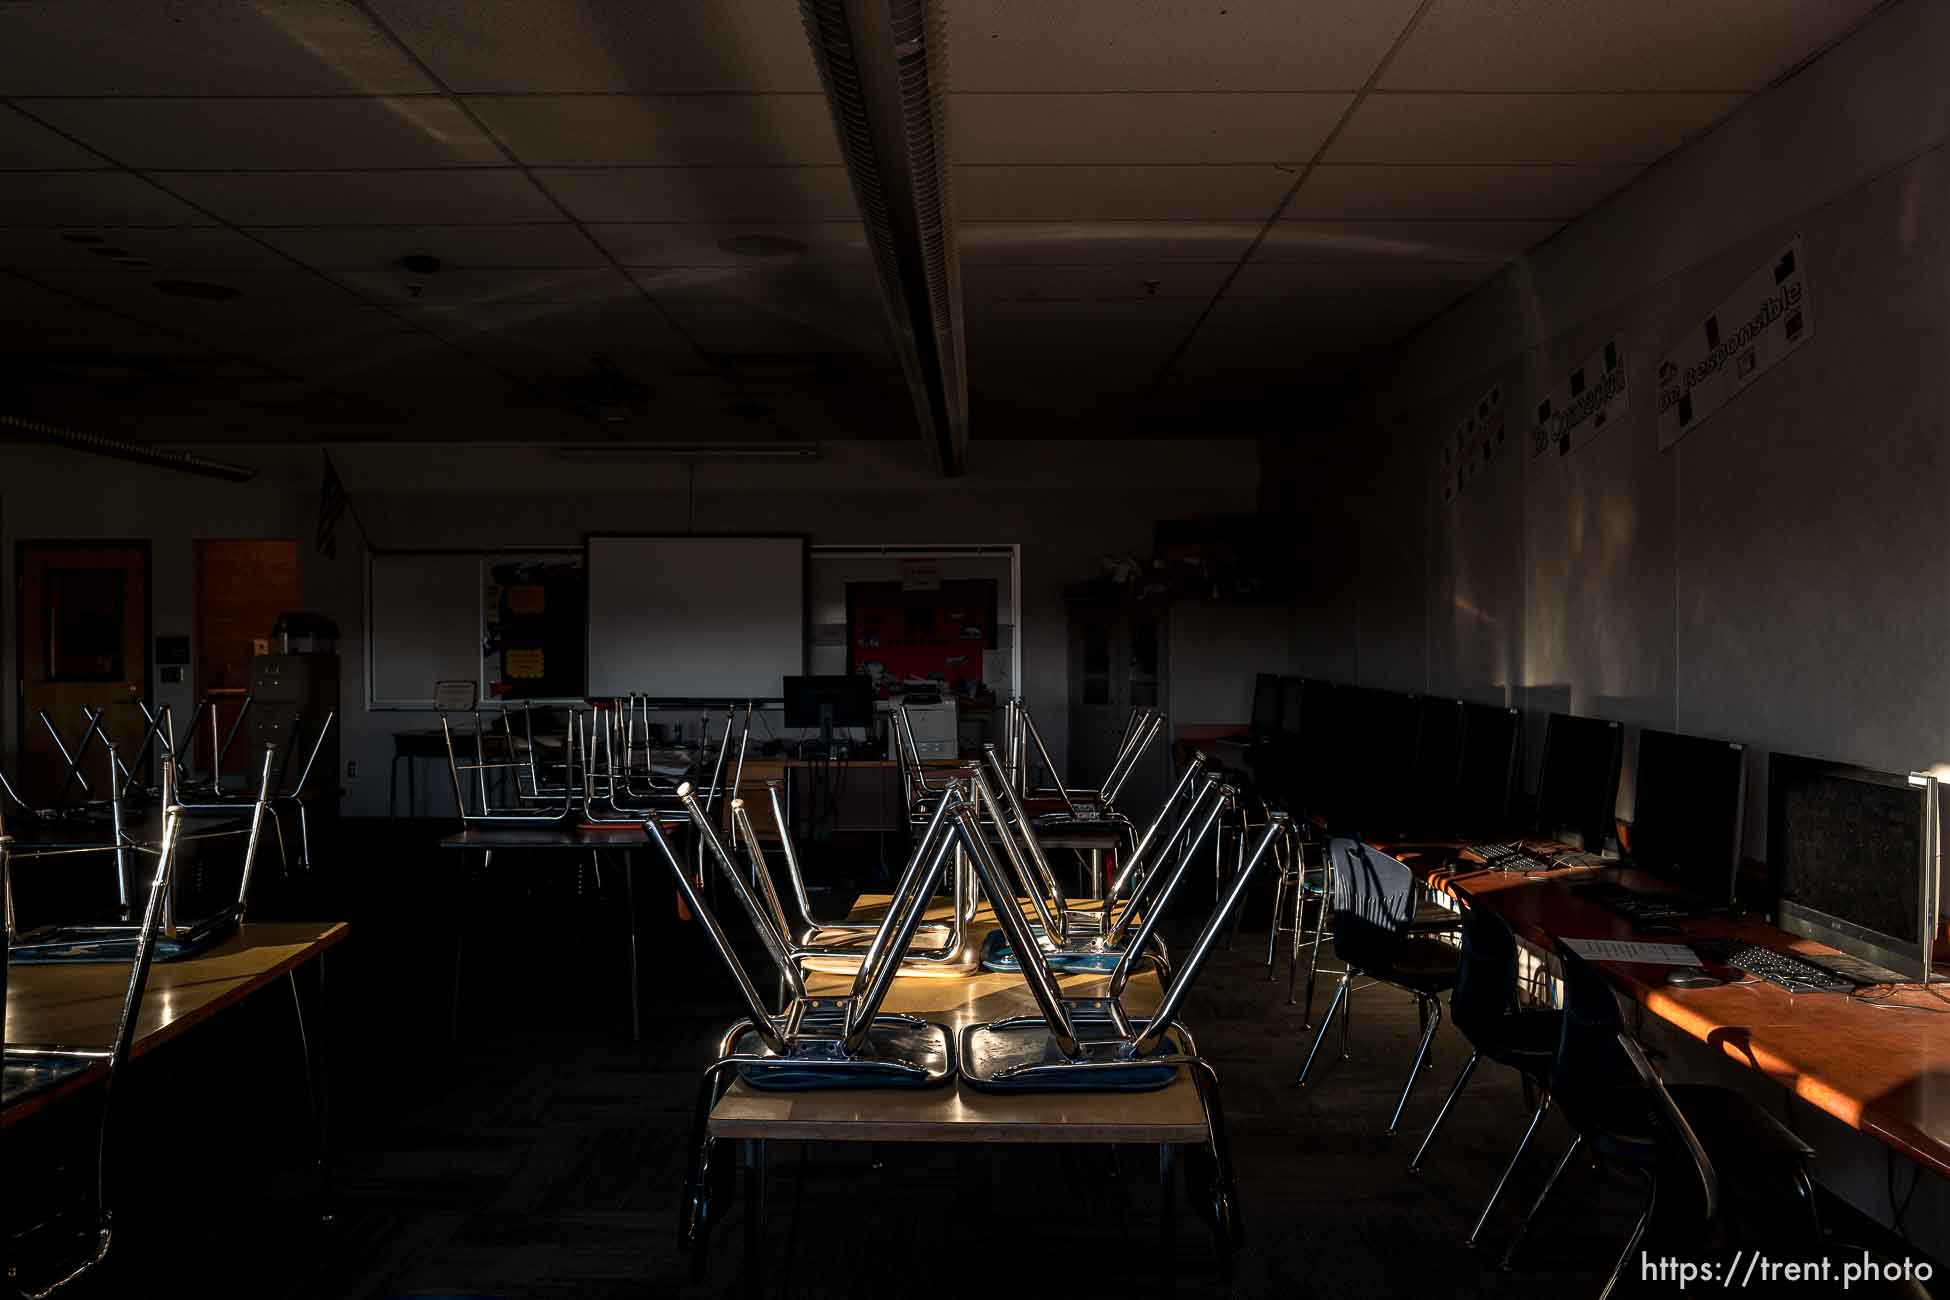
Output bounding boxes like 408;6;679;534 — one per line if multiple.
550;443;819;462
0;413;259;482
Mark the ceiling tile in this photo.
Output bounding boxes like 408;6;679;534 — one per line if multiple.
468;95;839;166
627;263;881;305
952;93;1350;164
957;165;1295;220
1383;0;1885;92
329;266;638;307
1260;219;1561;261
0;173;217;226
0;108;107;169
952;0;1424;91
0;226;287;272
27;267;363;317
366;0;821;93
963;299;1202;359
249;224;603;270
657;298;893;359
586;222;867;267
962;263;1231;302
0;2;432;95
960;221;1261;264
159;170;558;225
1226;260;1498;324
536;167;856;222
20;98;505;170
1288;164;1640;219
1330;92;1744;165
401;300;696;358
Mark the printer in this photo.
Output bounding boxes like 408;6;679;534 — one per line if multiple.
886;691;958;761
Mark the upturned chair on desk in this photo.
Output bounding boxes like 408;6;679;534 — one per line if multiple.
2;764;185;1298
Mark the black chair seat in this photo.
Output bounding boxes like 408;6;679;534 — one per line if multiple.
1388;935;1463;987
1583;1081;1816;1170
1409;899;1462;931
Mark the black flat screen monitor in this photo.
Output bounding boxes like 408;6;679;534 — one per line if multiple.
1251;673;1281;740
1768;752;1937;980
1535;712;1623;850
783;674;875;742
1407;697;1466;822
1630;728;1745;905
1455;703;1520;830
1278;675;1307;737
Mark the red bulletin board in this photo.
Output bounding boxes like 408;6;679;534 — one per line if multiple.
845;578;997;694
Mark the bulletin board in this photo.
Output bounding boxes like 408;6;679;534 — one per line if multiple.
845;578;997;696
483;553;587;701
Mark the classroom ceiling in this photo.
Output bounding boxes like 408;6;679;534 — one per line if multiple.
0;0;1885;446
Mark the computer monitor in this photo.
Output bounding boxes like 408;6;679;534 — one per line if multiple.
1250;673;1281;741
1768;753;1940;982
1278;675;1307;737
1348;689;1424;833
1406;697;1465;825
1630;728;1746;905
1535;713;1623;850
783;675;875;749
1455;702;1520;831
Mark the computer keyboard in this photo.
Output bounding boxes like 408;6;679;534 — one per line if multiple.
1723;943;1860;994
1582;880;1698;922
1463;842;1551;871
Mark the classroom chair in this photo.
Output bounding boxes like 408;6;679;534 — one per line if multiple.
1294;839;1462;1135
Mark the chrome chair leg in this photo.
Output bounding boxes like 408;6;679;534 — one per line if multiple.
1388;995;1443;1135
1299;866;1330;1020
1410;1049;1481;1172
1295;972;1351;1087
1500;1131;1581;1269
1264;863;1287;976
1470;1092;1553;1247
1600;1171;1657;1300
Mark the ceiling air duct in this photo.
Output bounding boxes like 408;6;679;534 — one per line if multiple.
799;0;967;476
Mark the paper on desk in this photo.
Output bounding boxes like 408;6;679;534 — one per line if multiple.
1561;937;1700;966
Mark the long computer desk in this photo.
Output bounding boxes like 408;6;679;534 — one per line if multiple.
1389;841;1950;1180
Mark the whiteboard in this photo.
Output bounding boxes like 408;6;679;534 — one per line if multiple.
367;553;480;707
587;536;805;697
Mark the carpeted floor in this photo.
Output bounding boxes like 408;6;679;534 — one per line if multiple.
11;818;1924;1298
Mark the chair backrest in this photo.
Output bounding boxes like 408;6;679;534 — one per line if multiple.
1327;838;1416;969
1548;939;1637;1129
1451;906;1522;1040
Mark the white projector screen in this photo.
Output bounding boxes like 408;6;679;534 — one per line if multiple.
586;536;806;698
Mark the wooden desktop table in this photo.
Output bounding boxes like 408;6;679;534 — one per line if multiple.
1395;841;1950;1180
706;897;1214;1295
4;919;347;1129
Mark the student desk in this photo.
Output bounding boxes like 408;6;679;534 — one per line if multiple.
1393;842;1950;1180
706;896;1218;1295
4;919;346;1131
440;822;681;1042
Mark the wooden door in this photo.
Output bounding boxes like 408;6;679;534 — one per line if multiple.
16;542;151;804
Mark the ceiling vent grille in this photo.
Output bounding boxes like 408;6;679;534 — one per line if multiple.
800;0;966;476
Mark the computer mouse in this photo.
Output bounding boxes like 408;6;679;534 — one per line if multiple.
1665;966;1726;988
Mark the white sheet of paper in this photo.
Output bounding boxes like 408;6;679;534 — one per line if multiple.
1561;937;1700;966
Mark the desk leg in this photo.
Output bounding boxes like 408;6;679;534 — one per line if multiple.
290;955;336;1225
1158;1142;1177;1297
1088;848;1104;901
452;848;486;1040
624;849;641;1043
742;1138;766;1300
